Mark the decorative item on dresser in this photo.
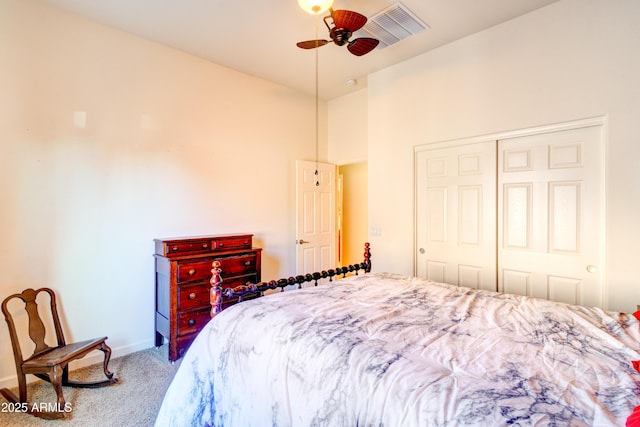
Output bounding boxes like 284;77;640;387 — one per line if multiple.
154;234;262;362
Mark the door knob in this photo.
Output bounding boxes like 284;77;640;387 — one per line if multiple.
297;239;310;245
586;265;598;273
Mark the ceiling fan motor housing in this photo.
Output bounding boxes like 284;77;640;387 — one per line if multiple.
330;27;352;46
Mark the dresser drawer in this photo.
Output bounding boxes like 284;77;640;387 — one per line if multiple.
221;273;258;289
218;254;257;276
178;283;210;310
212;235;252;251
177;254;257;284
177;308;212;336
175;333;198;359
161;240;212;256
177;259;214;284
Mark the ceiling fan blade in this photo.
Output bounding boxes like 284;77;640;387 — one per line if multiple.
296;39;330;49
347;38;380;56
332;9;368;32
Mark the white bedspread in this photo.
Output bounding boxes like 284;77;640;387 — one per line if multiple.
156;272;640;426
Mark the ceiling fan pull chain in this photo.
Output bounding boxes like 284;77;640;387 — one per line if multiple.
315;14;320;187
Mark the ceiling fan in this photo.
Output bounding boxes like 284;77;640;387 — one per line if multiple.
296;8;380;56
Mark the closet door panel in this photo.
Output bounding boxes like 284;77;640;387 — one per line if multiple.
459;186;482;245
502;269;532;296
498;125;604;307
416;141;497;291
503;183;532;249
549;181;580;253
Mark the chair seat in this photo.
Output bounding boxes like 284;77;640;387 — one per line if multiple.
23;337;108;369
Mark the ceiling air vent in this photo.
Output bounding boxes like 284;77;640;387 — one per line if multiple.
355;2;429;49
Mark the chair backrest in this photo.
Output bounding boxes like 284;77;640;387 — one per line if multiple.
1;288;66;364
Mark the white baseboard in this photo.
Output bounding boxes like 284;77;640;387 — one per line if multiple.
0;338;156;391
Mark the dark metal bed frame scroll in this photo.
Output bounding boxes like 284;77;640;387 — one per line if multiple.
209;242;371;317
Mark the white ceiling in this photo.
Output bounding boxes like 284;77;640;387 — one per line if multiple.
37;0;559;100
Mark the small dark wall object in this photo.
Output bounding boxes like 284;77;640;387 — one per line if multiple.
0;287;118;419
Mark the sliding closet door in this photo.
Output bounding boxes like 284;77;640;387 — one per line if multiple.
498;125;604;307
415;141;497;291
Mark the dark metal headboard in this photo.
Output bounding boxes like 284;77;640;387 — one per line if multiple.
210;242;371;317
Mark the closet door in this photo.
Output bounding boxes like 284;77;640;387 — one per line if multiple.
415;141;497;291
498;125;604;307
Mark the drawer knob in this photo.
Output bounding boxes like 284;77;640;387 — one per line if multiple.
188;292;197;300
244;261;251;266
171;246;178;251
188;269;196;276
202;243;208;248
187;319;196;326
219;243;225;247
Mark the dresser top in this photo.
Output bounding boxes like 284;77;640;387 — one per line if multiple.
153;233;253;243
154;233;256;258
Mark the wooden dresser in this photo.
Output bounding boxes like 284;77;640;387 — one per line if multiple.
154;234;262;361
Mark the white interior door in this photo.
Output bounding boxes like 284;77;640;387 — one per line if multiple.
498;125;604;307
415;141;497;291
296;160;336;275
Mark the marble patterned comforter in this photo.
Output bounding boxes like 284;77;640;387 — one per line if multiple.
155;272;640;426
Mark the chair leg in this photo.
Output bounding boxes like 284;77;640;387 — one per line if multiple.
0;388;67;420
17;370;27;403
0;369;68;420
100;341;115;381
63;343;118;388
15;365;68;420
49;365;68;418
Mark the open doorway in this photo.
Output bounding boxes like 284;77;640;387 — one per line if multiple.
337;162;368;266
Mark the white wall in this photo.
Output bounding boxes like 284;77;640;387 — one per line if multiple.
328;88;368;165
0;0;325;386
364;0;640;312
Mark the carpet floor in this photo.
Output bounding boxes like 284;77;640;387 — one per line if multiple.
0;345;180;427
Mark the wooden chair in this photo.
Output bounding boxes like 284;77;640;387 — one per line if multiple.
0;287;118;419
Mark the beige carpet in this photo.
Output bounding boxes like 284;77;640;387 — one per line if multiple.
0;345;180;427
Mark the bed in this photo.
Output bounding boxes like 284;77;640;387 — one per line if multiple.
156;245;640;426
